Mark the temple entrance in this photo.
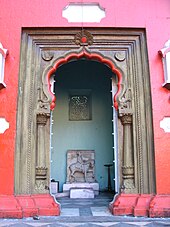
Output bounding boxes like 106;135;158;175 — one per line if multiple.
50;59;117;194
15;28;156;207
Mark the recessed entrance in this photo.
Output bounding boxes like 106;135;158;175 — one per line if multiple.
15;28;156;208
51;59;117;193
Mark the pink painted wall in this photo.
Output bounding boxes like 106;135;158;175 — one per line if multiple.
0;0;170;195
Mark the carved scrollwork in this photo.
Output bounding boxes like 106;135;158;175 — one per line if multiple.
38;101;49;111
118;88;132;116
37;87;51;112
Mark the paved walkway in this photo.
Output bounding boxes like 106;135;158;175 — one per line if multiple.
0;193;170;226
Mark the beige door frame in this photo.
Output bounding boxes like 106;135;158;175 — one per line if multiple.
15;28;156;195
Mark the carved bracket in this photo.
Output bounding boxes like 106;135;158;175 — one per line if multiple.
118;88;132;117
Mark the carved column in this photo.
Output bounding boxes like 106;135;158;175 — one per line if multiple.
120;113;135;193
35;112;49;193
118;88;135;193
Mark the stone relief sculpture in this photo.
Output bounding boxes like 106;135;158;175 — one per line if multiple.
66;150;96;183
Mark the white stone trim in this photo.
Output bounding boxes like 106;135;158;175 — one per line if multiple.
0;43;8;88
160;117;170;133
159;39;170;89
0;117;9;134
62;3;106;23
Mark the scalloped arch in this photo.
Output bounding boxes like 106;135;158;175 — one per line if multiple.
45;49;122;110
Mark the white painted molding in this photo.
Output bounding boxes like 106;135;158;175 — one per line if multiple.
62;3;106;23
0;42;8;89
160;117;170;133
0;117;9;134
159;39;170;89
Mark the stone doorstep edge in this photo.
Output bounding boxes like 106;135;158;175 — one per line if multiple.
0;194;60;218
109;193;170;218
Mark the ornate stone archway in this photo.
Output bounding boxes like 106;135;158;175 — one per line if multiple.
15;28;156;197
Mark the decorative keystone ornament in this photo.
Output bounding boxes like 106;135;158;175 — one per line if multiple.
74;30;93;46
0;42;8;89
159;39;170;90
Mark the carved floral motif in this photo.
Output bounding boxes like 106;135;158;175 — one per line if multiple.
74;30;93;46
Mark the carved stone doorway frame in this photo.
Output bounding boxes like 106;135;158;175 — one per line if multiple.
15;28;156;195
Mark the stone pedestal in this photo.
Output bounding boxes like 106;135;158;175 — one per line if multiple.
63;182;99;196
70;188;94;198
63;150;99;198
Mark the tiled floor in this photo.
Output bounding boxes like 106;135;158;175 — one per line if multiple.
58;192;113;217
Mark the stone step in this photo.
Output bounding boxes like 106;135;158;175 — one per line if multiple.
63;182;99;195
70;188;95;199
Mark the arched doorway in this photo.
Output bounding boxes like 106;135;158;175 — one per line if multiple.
50;59;117;193
15;28;156;206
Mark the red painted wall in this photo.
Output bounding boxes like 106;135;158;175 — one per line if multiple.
0;0;170;195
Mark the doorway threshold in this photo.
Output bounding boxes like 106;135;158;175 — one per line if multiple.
56;192;114;217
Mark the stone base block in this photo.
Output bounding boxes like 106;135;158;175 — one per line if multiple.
31;194;60;216
0;194;60;218
149;195;170;218
0;195;22;218
70;188;94;198
109;193;170;218
109;194;139;216
134;194;153;217
63;182;99;195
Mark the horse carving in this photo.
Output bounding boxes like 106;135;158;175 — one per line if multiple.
68;152;95;182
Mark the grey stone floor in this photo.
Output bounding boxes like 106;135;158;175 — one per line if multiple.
0;192;170;226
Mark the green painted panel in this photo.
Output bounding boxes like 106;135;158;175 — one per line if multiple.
51;60;114;192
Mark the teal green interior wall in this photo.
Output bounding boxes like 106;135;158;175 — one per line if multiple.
51;60;114;192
